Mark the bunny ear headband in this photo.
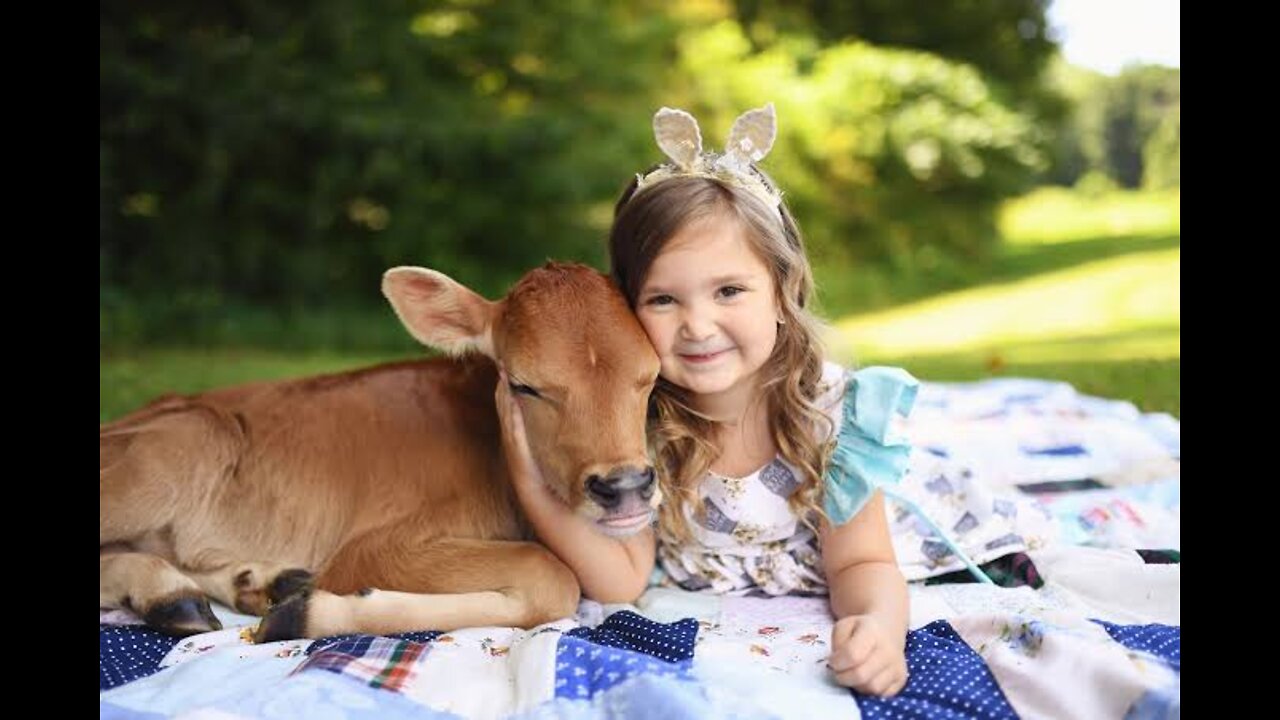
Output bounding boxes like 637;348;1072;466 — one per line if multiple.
635;103;783;217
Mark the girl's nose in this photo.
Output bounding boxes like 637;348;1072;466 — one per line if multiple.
679;303;716;341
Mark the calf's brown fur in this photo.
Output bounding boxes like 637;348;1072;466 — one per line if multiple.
99;263;660;640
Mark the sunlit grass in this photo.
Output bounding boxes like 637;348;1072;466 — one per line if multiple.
826;248;1180;361
825;186;1180;416
999;187;1180;244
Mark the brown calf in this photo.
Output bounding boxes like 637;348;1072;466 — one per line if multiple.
100;263;660;640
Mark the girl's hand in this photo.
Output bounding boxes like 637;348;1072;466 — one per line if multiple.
828;613;909;697
495;368;555;501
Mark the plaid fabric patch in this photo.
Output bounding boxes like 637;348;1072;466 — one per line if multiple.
294;635;430;691
305;630;442;656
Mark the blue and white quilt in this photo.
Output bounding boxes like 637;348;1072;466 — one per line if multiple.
101;377;1180;719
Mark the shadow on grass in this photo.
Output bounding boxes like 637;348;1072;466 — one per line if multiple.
985;233;1180;286
818;232;1180;316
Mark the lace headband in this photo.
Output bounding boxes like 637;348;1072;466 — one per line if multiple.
634;103;783;218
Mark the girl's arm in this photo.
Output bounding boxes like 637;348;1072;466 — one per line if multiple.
496;373;656;604
820;490;910;697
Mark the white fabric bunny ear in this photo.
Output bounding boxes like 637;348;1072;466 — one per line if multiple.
637;102;784;219
653;107;703;171
724;103;777;165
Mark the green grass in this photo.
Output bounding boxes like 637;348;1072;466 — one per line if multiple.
826;248;1180;360
824;187;1179;417
998;187;1180;243
100;187;1180;423
810;189;1180;317
100;348;418;423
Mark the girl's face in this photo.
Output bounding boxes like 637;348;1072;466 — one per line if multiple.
635;214;780;410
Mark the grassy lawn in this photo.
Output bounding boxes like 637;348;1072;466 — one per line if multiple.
822;188;1179;417
101;187;1180;423
100;349;419;423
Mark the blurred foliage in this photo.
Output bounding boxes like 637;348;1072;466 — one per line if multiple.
100;0;1177;352
1042;59;1179;189
102;0;675;347
730;0;1064;119
1141;102;1179;190
668;22;1045;276
102;186;1181;422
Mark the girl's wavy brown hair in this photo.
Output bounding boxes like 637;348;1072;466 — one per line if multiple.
609;171;836;543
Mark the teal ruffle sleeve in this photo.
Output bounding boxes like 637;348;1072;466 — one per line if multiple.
823;366;920;525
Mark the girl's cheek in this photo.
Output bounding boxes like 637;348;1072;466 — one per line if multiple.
637;314;667;345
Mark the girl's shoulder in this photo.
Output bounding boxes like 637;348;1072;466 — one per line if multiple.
815;359;850;418
812;361;920;429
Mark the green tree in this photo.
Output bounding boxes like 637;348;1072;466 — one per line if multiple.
101;0;674;345
1048;62;1178;188
1143;110;1179;189
673;22;1045;270
734;0;1055;94
1101;65;1179;188
1039;56;1104;186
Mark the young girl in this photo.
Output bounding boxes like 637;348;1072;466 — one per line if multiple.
496;104;915;698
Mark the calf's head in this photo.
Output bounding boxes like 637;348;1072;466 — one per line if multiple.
383;263;661;536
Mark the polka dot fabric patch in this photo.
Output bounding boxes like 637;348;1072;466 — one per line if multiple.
856;620;1017;719
564;610;697;663
557;611;699;698
100;624;181;691
1091;620;1180;671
